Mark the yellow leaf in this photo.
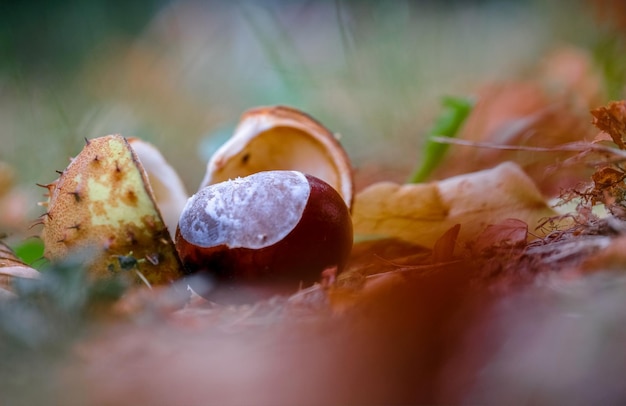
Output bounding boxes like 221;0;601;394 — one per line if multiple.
352;162;556;248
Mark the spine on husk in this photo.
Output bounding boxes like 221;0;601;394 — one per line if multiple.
39;135;184;285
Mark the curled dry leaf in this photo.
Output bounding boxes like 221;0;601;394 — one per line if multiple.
429;80;597;195
201;105;353;208
127;137;189;238
40;135;184;285
0;241;40;295
352;162;557;249
560;101;626;218
590;100;626;149
432;223;461;263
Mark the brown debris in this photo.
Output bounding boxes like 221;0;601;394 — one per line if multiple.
591;100;626;149
0;241;40;294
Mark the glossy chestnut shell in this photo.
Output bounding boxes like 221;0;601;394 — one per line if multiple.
175;170;353;303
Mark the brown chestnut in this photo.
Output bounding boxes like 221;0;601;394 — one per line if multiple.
175;170;353;303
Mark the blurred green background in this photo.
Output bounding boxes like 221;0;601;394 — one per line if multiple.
0;0;623;194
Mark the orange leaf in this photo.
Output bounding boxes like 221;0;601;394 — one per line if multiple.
472;218;528;254
591;101;626;149
432;224;461;263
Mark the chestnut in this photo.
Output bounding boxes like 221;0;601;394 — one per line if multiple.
175;170;353;303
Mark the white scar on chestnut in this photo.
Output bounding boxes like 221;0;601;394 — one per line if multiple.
175;170;353;303
180;171;310;249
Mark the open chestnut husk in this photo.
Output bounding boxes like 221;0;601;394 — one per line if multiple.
175;170;353;303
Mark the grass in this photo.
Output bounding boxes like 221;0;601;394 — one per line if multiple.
408;95;474;183
1;0;619;193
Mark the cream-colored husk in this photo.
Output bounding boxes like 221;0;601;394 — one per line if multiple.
200;106;353;209
128;138;189;238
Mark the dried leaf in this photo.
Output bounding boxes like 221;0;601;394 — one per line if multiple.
432;224;461;263
472;218;529;254
352;162;556;249
0;241;40;294
429;81;597;195
591;166;626;188
591;100;626;149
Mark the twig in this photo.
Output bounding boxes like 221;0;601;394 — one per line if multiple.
365;259;463;279
429;136;626;160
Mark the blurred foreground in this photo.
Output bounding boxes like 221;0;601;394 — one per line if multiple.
2;1;626;405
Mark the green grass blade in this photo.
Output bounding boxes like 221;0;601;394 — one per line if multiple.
11;238;45;268
408;96;474;183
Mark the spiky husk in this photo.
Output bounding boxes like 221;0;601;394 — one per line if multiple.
41;135;184;285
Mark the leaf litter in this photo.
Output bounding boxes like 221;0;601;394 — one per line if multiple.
4;88;626;405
